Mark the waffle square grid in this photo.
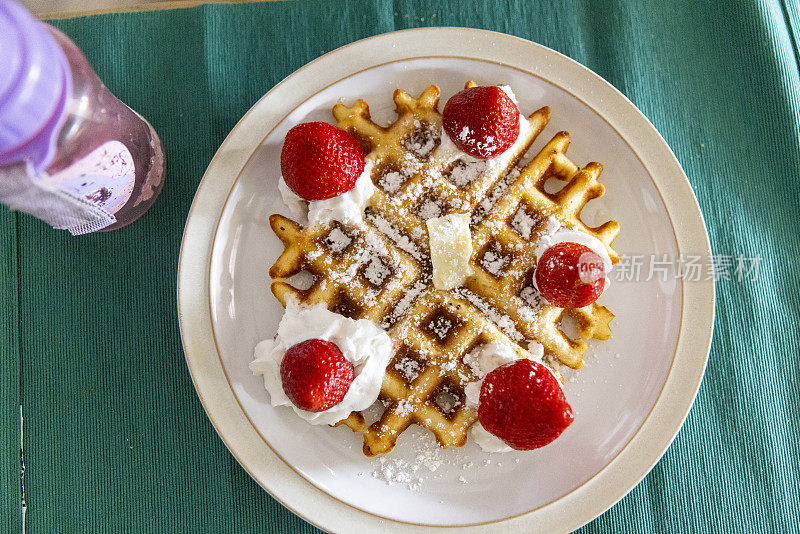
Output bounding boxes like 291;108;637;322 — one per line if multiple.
268;83;619;455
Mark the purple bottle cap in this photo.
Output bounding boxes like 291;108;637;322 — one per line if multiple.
0;0;71;171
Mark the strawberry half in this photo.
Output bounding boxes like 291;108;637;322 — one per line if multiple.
442;86;520;159
280;122;365;201
280;339;355;412
535;242;606;308
478;358;574;450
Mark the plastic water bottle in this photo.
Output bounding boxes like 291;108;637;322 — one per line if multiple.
0;0;165;234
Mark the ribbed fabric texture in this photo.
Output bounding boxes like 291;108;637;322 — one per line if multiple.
0;0;797;532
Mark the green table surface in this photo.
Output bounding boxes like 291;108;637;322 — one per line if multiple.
2;0;800;532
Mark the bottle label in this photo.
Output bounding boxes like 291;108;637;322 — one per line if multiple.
0;161;116;235
48;140;135;214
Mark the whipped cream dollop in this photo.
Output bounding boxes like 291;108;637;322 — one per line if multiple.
250;299;391;426
436;85;530;172
277;159;375;228
462;340;552;453
471;421;514;453
463;341;525;407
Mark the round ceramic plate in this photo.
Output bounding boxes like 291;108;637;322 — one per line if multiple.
178;28;714;533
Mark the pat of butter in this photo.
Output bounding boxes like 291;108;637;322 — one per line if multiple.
426;213;473;290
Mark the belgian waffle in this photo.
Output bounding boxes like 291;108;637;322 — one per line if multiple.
268;83;619;455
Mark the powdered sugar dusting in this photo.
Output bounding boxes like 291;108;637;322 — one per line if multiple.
519;286;544;310
367;427;524;491
379;171;405;194
417;198;443;221
454;288;524;342
428;314;453;339
372;457;423;490
272;84;606;467
382;281;427;329
403;121;439;159
324;227;352;254
471;167;521;225
447;159;487;188
365;210;425;262
479;244;510;277
364;256;391;286
510;205;538;240
394;357;422;382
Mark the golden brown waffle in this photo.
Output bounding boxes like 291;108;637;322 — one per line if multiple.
268;83;619;455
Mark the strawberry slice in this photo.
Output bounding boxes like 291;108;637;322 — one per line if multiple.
478;359;573;450
535;242;605;308
280;122;365;201
442;86;520;159
280;339;355;412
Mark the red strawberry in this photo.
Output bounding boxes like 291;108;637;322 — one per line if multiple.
535;242;606;308
478;359;573;450
280;122;365;201
442;86;520;159
280;339;355;412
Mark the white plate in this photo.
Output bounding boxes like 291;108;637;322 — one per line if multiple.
178;28;714;533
